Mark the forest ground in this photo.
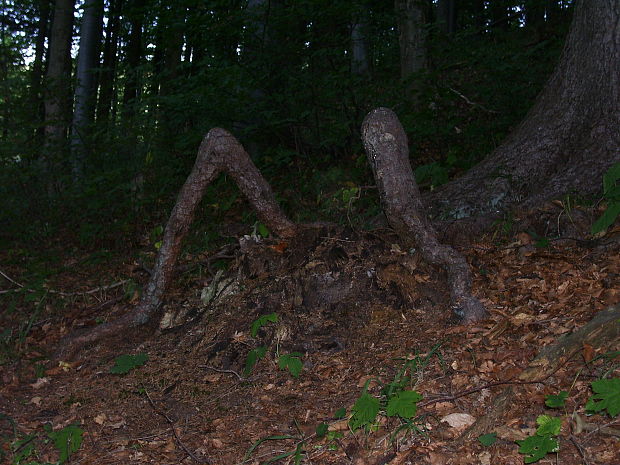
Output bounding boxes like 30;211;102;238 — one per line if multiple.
1;204;619;465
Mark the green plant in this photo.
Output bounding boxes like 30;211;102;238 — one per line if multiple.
592;162;620;235
514;377;619;463
516;415;561;463
44;424;84;463
243;313;305;379
109;353;148;374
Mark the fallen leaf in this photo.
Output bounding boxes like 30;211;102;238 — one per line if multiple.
440;413;476;429
30;377;49;389
582;343;595;363
94;413;107;425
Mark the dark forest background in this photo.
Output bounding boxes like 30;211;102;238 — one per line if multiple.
0;0;573;253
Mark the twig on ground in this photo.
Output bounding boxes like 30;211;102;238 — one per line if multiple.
568;434;591;465
143;386;210;464
0;268;129;296
200;365;246;382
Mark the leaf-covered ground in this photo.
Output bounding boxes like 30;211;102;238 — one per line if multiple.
1;215;619;465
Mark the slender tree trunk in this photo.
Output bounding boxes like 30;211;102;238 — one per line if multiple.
429;0;620;220
96;0;122;124
43;0;74;184
31;0;52;139
395;0;428;79
437;0;456;35
122;0;144;120
71;0;104;179
351;14;370;76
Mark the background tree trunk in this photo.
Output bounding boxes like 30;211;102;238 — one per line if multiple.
71;0;104;179
428;0;620;220
31;0;52;140
96;0;122;125
44;0;74;168
395;0;428;79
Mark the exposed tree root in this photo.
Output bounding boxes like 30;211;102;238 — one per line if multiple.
361;107;487;322
458;303;620;443
55;128;297;360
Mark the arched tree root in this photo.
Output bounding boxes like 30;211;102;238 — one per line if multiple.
361;107;487;322
54;128;297;360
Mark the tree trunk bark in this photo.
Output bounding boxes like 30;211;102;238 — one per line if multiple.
31;0;52;139
55;129;297;359
428;0;620;221
395;0;428;79
96;0;122;125
362;108;487;323
71;0;104;179
44;0;74;165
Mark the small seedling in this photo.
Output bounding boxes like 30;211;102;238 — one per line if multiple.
243;346;267;377
592;162;620;235
250;313;278;338
110;353;148;374
277;352;303;378
44;424;84;463
478;432;497;446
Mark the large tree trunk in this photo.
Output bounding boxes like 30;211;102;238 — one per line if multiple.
429;0;620;220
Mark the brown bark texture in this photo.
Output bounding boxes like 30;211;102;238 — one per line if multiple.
362;107;487;323
428;0;620;220
55;128;296;359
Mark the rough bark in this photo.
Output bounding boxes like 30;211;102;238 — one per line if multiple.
362;107;487;323
55;128;296;359
428;0;620;220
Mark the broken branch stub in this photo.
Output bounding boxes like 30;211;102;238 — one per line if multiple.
361;107;487;322
55;128;297;359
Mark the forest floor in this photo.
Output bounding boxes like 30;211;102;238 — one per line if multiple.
1;213;619;465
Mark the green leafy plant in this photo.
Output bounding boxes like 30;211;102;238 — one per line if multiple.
544;391;568;408
250;313;278;338
277;352;303;378
243;346;267;377
516;378;619;463
585;377;620;416
592;162;620;234
44;424;84;463
110;353;148;374
478;432;497;446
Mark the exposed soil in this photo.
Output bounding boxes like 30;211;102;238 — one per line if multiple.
1;220;619;465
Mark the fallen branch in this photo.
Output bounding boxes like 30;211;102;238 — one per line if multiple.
361;107;487;322
54;129;297;360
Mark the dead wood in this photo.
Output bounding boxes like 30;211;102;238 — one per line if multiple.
459;303;620;442
54;128;297;360
361;107;487;322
